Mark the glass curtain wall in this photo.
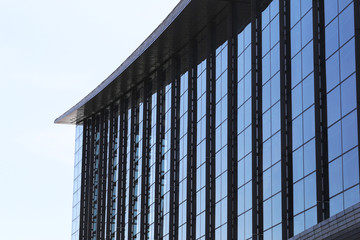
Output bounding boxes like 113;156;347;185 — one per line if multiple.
196;59;207;240
146;92;157;239
131;101;144;239
159;83;172;239
261;0;282;239
72;124;83;240
324;0;360;216
215;41;228;239
290;0;317;235
178;72;189;239
124;108;132;239
91;116;101;240
237;22;252;240
108;106;119;240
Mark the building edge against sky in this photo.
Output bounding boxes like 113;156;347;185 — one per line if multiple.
56;0;360;239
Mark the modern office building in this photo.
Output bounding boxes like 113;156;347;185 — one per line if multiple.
55;0;360;239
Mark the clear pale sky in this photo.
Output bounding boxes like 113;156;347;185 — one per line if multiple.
0;0;180;239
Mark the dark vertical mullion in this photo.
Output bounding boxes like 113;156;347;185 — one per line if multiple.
79;120;89;240
88;117;96;239
279;0;293;238
117;101;127;240
187;41;197;240
227;3;238;240
170;57;180;240
251;1;263;239
205;23;216;240
97;112;105;240
140;83;150;240
106;106;114;240
354;0;360;187
313;0;330;223
127;95;136;240
154;72;164;239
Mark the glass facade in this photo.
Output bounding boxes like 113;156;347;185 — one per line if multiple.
215;40;228;240
196;59;206;240
146;91;157;239
262;1;282;239
64;1;360;239
237;22;252;240
131;100;144;239
178;72;189;239
324;0;360;216
158;82;172;239
124;108;131;239
291;0;317;235
71;125;83;240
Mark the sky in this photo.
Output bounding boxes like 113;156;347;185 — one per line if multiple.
0;0;180;239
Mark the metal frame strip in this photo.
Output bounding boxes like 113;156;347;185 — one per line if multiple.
279;0;293;238
313;0;330;223
205;22;216;240
251;1;263;239
227;3;238;239
187;41;197;240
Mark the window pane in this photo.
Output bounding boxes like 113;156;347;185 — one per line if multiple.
304;207;317;229
344;185;360;209
292;83;303;118
329;158;343;197
303;106;315;142
272;193;282;225
271;15;279;48
330;193;344;216
294;180;304;214
293;115;303;150
302;73;314;110
325;18;339;58
326;52;340;92
294;213;305;236
341;75;357;117
292;52;302;87
300;0;312;16
271;44;280;76
272;132;281;164
340;39;355;81
343;148;359;190
263;81;271;112
342;111;358;153
291;0;301;27
324;0;338;25
302;41;314;78
304;173;317;209
293;147;304;182
291;22;301;57
327;86;341;126
304;139;316;176
328;121;342;160
271;73;280;105
271;102;281;134
339;3;354;46
301;10;313;47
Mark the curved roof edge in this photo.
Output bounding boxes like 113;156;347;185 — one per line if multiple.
55;0;191;124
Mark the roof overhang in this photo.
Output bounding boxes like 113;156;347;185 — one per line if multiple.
55;0;268;124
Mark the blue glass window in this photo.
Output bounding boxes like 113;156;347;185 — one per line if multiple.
340;39;355;81
324;0;338;25
326;52;340;92
325;18;339;58
329;157;343;197
339;4;354;46
341;75;357;116
328;121;342;160
342;111;358;153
